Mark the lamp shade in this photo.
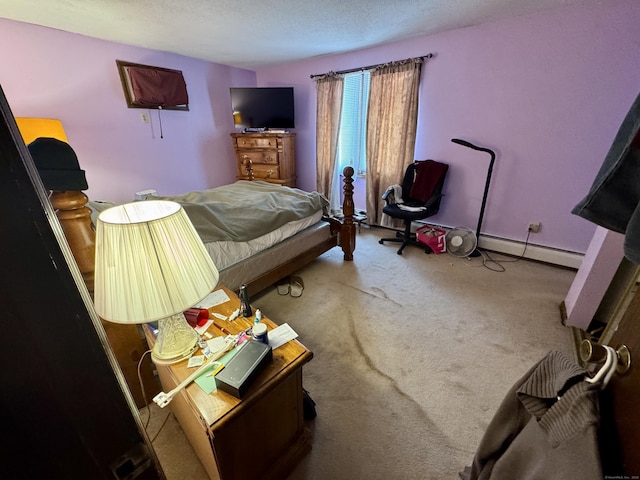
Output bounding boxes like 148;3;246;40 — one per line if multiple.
15;117;68;144
94;200;219;324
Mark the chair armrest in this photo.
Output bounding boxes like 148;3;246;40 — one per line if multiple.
381;185;401;205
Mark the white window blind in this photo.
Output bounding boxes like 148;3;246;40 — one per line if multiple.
337;71;370;176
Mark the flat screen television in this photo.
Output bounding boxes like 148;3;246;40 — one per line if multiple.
230;87;295;130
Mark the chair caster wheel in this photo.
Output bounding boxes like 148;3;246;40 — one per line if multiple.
396;250;403;255
379;240;384;244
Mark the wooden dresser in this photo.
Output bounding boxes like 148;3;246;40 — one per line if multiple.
231;132;296;187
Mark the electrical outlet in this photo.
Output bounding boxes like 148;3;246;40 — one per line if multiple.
140;113;150;124
528;222;541;233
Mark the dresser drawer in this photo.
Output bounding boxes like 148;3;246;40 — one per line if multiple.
234;136;279;149
237;151;279;165
250;163;280;180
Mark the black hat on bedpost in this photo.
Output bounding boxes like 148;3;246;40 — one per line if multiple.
28;137;88;191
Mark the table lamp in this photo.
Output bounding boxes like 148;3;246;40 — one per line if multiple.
94;200;219;364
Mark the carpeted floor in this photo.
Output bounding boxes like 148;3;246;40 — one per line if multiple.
144;226;577;479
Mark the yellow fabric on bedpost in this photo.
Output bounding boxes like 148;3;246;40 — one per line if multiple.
15;117;68;144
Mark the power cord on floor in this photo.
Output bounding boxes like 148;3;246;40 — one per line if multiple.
149;410;173;444
464;228;532;272
138;349;153;429
138;349;173;442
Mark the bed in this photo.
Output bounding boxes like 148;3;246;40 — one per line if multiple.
54;166;355;407
85;167;356;296
19;117;355;408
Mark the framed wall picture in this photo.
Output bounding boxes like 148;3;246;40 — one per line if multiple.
116;60;189;111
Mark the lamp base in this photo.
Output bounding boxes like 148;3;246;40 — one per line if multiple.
151;312;199;365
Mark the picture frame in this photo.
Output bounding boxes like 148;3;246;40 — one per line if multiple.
116;60;189;111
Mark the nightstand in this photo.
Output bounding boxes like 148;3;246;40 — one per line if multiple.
145;286;312;480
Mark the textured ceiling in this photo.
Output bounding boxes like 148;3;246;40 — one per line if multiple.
0;0;584;69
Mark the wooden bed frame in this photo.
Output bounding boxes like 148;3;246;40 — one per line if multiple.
51;166;356;406
57;165;356;297
234;162;356;294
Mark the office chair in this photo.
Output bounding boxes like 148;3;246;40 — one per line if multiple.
378;160;448;254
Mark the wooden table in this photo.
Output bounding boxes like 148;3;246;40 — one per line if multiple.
145;286;313;480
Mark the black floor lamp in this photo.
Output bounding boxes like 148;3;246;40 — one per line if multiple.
451;138;496;256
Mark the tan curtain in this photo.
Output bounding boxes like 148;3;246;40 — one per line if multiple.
315;73;344;198
365;58;423;225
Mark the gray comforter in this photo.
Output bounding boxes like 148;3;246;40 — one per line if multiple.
156;181;329;243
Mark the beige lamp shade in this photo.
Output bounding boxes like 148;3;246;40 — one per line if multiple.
94;200;219;324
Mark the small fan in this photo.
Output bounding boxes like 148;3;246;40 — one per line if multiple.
445;227;478;257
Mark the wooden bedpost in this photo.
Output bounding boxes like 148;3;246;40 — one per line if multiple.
341;166;356;261
50;190;96;294
243;158;255;181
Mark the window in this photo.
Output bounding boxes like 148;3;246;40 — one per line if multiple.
336;71;370;177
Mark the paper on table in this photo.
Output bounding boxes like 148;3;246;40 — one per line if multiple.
207;336;229;354
194;289;230;309
187;355;205;368
268;323;298;349
193;362;223;394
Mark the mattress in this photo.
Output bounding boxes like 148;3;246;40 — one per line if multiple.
205;210;324;270
88;199;328;281
217;220;333;292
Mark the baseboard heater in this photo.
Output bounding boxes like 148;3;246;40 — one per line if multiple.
477;235;583;269
385;220;584;269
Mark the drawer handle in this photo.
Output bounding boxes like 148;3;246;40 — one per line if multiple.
266;169;274;177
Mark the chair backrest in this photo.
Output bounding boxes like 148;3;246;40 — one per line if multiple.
402;160;448;205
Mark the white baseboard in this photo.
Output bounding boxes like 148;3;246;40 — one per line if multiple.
478;235;583;269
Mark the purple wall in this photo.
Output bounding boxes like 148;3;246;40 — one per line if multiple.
257;0;640;254
1;0;639;255
0;18;255;203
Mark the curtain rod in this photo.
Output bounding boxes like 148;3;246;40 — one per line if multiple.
310;53;433;79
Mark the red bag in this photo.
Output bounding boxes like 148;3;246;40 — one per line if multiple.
416;225;447;253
